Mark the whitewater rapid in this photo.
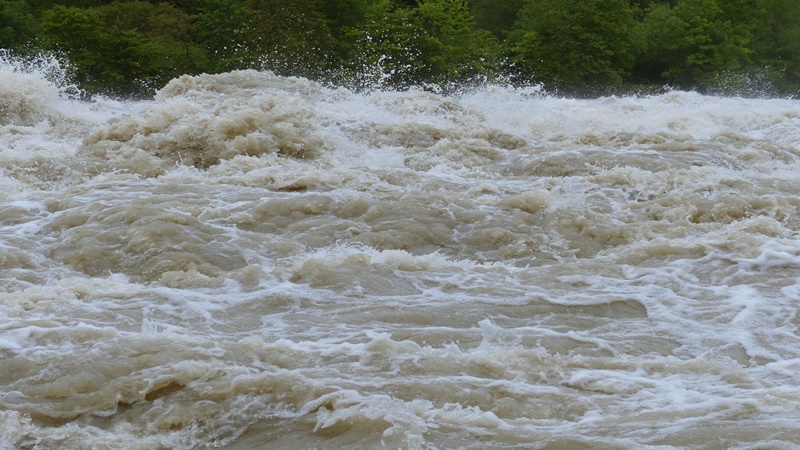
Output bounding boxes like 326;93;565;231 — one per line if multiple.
2;60;800;449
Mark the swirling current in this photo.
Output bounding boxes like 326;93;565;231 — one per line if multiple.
2;62;800;449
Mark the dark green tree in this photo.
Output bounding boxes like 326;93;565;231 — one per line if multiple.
0;0;37;49
96;1;204;77
745;0;800;93
195;0;338;78
352;0;500;89
467;0;524;38
247;0;338;78
321;0;371;32
769;1;800;89
39;5;107;85
506;0;641;92
637;0;751;87
193;0;249;72
20;0;799;95
39;2;201;95
27;0;119;13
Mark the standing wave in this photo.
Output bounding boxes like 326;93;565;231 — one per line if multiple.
2;67;800;449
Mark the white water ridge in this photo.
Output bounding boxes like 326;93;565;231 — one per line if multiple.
2;65;800;449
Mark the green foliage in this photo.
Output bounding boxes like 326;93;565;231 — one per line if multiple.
26;0;118;12
243;0;338;78
321;0;371;32
39;5;106;77
746;0;800;92
507;0;640;92
638;0;751;86
39;2;199;96
193;0;250;72
195;0;339;78
0;0;37;49
772;2;800;87
467;0;524;38
352;0;501;89
13;0;800;96
97;2;203;80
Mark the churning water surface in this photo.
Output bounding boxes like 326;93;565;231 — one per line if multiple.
2;59;800;449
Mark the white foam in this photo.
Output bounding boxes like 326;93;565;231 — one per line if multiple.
3;69;800;448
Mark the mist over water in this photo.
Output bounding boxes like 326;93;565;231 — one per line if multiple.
2;59;800;449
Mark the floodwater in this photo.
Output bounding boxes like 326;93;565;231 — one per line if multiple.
2;59;800;449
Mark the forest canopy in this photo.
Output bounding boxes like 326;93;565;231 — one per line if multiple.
3;0;799;97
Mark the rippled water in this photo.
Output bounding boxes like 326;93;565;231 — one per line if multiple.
2;61;800;449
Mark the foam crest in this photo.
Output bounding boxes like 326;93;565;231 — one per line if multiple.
289;247;466;296
459;88;800;150
0;59;62;127
5;71;800;448
80;71;330;174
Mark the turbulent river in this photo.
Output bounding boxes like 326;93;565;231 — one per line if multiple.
2;59;800;450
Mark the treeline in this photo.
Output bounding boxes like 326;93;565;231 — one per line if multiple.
2;0;799;97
